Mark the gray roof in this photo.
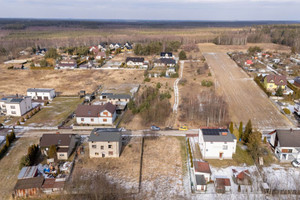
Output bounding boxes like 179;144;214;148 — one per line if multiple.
201;129;236;142
0;96;25;104
18;166;38;179
88;128;121;142
276;129;300;147
154;58;176;65
27;88;54;93
195;175;206;186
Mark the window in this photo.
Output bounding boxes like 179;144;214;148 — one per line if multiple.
223;145;228;150
206;149;208;152
210;142;213;144
103;119;107;122
81;118;84;122
91;118;94;122
11;111;16;114
103;112;108;116
10;105;15;109
109;151;113;155
101;146;104;150
95;152;99;156
92;145;97;149
59;154;65;157
108;145;112;149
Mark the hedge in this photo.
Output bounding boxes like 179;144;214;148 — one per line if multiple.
187;138;193;168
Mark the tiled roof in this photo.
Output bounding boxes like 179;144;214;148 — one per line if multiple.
75;103;116;117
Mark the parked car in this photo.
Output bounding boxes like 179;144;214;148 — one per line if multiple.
292;159;300;168
151;125;160;131
179;126;188;131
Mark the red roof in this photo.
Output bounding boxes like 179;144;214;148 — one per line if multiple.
232;169;250;180
216;178;231;186
265;75;287;86
75;102;116;117
246;60;253;65
194;161;211;174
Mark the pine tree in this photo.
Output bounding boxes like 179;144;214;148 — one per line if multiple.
238;122;243;141
229;122;234;133
243;120;252;143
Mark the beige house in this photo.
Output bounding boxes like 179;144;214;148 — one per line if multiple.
0;95;32;117
40;134;78;160
88;128;121;158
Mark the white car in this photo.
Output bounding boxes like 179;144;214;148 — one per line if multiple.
292;159;300;168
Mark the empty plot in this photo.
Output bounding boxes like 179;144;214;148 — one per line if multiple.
199;44;292;129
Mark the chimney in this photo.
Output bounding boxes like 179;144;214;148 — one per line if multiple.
221;132;228;136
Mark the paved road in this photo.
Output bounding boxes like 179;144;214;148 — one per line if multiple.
200;45;292;129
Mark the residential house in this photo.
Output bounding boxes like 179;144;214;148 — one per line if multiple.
215;177;231;193
198;128;237;160
193;161;212;182
40;134;78;160
195;175;207;192
232;168;251;185
264;75;287;92
153;58;176;68
95;51;106;60
245;60;253;66
56;58;77;69
126;57;146;68
27;88;56;101
0;95;32;116
14;176;44;198
269;129;300;162
160;52;174;59
109;43;121;50
88;128;122;158
89;46;99;54
98;42;107;52
75;103;117;125
124;42;133;51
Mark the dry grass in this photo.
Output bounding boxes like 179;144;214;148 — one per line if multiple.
0;67;144;95
23;97;83;127
73;137;142;193
0;137;39;200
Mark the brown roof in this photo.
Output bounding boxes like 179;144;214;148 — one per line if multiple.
42;179;65;189
265;75;287;86
40;134;74;148
216;178;231;187
14;176;44;190
232;169;250;180
194;161;211;174
75;103;116;117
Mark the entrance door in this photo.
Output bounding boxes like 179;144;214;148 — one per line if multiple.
219;152;223;159
102;153;105;158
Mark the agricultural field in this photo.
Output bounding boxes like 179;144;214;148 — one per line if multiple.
199;43;292;129
23;97;83;127
0;137;40;200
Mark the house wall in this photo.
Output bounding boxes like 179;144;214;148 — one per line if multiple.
196;185;207;192
15;188;39;197
198;130;236;160
57;152;68;160
76;112;116;125
4;97;32;117
89;140;121;158
107;98;130;105
27;90;55;101
195;172;211;182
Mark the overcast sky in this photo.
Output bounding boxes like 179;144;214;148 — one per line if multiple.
0;0;299;21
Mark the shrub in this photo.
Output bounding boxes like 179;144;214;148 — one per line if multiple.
44;101;48;106
20;117;25;122
156;82;161;89
25;115;29;120
283;108;291;115
16;121;20;125
208;72;212;76
170;73;179;78
179;50;187;60
144;77;151;82
201;80;213;87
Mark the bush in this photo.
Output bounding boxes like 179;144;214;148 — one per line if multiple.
201;80;213;87
20;117;25;122
144;77;151;82
44;101;48;106
283;108;291;115
170;73;179;78
0;132;16;159
208;72;212;76
179;50;187;60
16;121;20;125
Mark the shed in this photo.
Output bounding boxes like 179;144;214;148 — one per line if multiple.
14;176;44;197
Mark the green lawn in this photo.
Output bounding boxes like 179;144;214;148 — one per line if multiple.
23;97;83;127
208;143;254;168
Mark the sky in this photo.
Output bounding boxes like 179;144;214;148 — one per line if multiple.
0;0;300;21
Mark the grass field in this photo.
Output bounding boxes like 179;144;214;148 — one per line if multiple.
23;97;83;127
0;137;39;200
208;144;254;167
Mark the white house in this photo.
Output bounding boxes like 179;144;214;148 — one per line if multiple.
269;129;300;162
125;57;146;68
166;67;176;77
88;128;122;158
75;103;117;125
0;95;32;117
198;128;237;160
27;88;56;101
195;175;207;192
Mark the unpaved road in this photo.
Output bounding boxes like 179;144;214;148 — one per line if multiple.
199;43;292;129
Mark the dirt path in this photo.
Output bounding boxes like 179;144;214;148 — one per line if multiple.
173;61;184;113
199;43;293;129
